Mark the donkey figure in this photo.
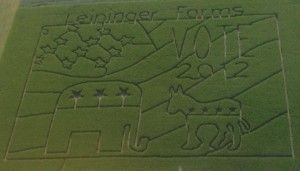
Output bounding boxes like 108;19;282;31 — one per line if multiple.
167;85;250;151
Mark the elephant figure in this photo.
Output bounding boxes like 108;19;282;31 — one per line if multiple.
46;81;149;153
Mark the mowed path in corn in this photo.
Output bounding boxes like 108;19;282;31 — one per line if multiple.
0;0;20;59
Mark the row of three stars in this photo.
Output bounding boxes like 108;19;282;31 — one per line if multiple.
188;106;238;113
69;88;131;99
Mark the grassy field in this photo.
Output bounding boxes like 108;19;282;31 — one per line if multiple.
0;0;299;170
0;0;20;58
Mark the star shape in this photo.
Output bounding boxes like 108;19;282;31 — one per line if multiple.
67;24;79;32
41;27;49;35
86;37;99;46
109;47;121;57
95;58;106;68
55;37;68;45
229;107;237;113
62;60;73;69
41;45;55;54
69;90;84;99
34;55;44;65
216;106;222;113
188;107;195;113
116;87;130;97
94;89;107;98
96;25;103;32
120;35;134;46
74;47;87;57
100;27;111;35
202;106;208;113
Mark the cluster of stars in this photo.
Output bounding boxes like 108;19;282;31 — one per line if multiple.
35;25;134;70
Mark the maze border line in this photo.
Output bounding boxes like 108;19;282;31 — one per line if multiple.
4;12;295;160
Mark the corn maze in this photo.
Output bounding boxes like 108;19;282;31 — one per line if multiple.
0;1;299;171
